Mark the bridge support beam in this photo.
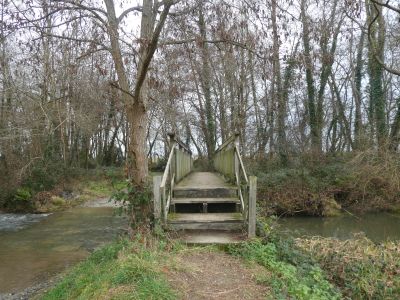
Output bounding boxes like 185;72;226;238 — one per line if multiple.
248;176;257;238
153;175;162;224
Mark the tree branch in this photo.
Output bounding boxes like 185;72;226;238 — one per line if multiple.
367;2;400;76
370;0;400;14
117;6;142;24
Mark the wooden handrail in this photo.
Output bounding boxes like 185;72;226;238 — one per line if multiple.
157;135;193;224
168;133;191;154
234;145;248;184
160;143;176;188
215;133;238;153
213;133;256;237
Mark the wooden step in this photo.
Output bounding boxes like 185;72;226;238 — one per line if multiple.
168;213;243;230
173;187;237;198
178;230;246;244
172;197;240;204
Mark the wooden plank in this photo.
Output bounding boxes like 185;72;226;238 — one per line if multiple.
172;197;240;204
248;176;257;238
178;230;246;244
153;176;161;221
169;222;243;231
169;213;243;223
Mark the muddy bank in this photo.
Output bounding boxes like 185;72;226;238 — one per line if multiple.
252;152;400;217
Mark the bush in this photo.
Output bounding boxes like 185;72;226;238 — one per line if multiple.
228;234;341;299
14;187;32;202
296;235;400;299
252;151;400;216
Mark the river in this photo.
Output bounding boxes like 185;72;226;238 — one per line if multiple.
279;212;400;242
1;206;399;298
0;205;127;298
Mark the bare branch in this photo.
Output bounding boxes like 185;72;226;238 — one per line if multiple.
370;0;400;14
368;2;400;76
117;6;142;24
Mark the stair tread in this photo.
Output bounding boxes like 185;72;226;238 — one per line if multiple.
178;230;246;244
172;197;240;204
169;213;243;223
173;186;237;190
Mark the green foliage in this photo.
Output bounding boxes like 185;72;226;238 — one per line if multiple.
41;239;176;300
50;196;66;206
24;160;64;192
14;187;32;202
297;236;400;299
112;182;152;228
228;235;341;300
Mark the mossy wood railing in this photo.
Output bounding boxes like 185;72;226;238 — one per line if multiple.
213;133;257;237
154;134;193;224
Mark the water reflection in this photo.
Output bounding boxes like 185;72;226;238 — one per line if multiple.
279;212;400;242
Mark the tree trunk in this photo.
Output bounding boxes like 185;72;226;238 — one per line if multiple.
300;0;319;153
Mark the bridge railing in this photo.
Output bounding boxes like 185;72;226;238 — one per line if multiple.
213;133;257;237
154;134;193;224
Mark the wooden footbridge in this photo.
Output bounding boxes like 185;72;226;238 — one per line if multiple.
153;133;256;244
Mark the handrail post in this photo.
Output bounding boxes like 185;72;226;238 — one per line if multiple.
248;176;257;238
153;176;162;224
234;133;240;179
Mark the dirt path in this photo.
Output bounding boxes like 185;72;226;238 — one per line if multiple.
167;250;269;300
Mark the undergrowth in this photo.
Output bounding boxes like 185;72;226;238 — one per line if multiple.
296;235;400;299
41;237;176;300
228;234;342;299
250;151;400;216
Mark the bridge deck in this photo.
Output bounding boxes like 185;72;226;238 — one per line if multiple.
174;172;231;189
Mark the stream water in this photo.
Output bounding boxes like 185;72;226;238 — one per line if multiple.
279;212;400;242
1;206;399;298
0;206;127;296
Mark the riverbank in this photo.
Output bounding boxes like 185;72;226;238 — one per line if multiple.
39;234;340;300
39;224;400;300
0;168;127;213
251;150;400;217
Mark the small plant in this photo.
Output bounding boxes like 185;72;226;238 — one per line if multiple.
14;187;32;202
228;232;341;299
112;182;153;230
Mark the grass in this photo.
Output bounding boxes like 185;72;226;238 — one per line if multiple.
296;235;400;299
41;237;177;300
40;225;344;300
228;236;342;299
35;169;128;212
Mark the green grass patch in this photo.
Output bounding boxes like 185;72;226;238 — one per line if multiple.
228;236;342;299
41;239;176;300
296;236;400;299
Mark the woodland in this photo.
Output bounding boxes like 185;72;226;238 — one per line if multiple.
1;0;400;217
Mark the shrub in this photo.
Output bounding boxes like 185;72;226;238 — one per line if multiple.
14;187;32;202
228;234;341;299
296;235;400;299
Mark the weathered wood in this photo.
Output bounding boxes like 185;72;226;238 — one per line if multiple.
178;230;246;244
214;134;237;153
170;212;242;222
153;176;161;221
169;222;243;231
160;144;175;188
172;197;240;204
235;145;248;183
168;213;243;231
173;187;237;198
248;176;257;238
